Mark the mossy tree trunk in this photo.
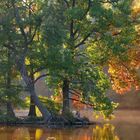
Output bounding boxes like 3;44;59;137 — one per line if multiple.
6;50;15;117
6;102;15;117
28;94;37;117
62;79;71;115
19;63;51;122
28;73;36;117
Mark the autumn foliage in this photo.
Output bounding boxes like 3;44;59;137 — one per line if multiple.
108;1;140;94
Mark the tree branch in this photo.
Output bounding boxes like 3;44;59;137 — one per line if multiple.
70;89;81;96
72;0;76;7
27;24;39;45
12;2;28;44
73;29;79;37
33;66;46;75
70;20;74;38
72;0;91;40
3;44;16;53
70;0;76;39
34;73;49;84
80;0;91;20
64;0;69;7
74;32;92;48
69;97;94;107
69;90;80;97
100;0;119;3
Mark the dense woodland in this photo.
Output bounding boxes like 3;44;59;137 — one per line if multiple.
0;0;139;124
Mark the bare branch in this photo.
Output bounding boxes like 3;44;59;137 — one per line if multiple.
69;90;80;97
27;24;39;45
80;0;91;20
73;29;78;36
72;0;76;7
33;66;46;75
74;32;92;48
64;0;69;7
3;44;16;52
12;2;28;44
70;0;76;38
70;21;74;38
70;89;81;96
34;73;49;84
71;0;91;40
69;97;94;107
99;0;119;3
74;31;80;40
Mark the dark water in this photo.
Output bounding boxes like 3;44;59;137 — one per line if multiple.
0;122;140;140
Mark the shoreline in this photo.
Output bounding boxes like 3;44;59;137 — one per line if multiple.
0;115;96;128
0;121;96;128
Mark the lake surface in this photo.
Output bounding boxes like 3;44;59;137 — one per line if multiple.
1;110;140;140
0;122;140;140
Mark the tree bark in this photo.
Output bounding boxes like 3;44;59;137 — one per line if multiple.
19;63;51;122
6;50;15;117
29;88;51;122
28;95;37;117
62;79;70;115
28;72;36;117
6;102;15;117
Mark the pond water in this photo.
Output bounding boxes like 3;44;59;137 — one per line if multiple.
1;110;140;140
0;122;140;140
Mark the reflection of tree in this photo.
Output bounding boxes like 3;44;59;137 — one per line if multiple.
28;128;36;140
1;124;119;140
12;128;30;140
93;124;119;140
0;127;15;140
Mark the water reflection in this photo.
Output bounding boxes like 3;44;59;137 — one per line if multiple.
0;124;120;140
93;124;119;140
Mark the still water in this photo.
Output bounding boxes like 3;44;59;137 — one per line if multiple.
0;122;140;140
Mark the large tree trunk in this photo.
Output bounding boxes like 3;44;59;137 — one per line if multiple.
6;50;15;117
6;101;15;117
29;88;51;122
28;95;37;117
19;63;51;122
62;79;70;115
28;73;36;117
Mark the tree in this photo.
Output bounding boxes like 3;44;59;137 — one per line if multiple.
42;0;135;116
0;47;23;117
0;0;137;120
84;0;140;95
25;44;49;117
108;0;140;94
0;0;51;122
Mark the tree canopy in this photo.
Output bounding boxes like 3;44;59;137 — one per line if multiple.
0;0;139;122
